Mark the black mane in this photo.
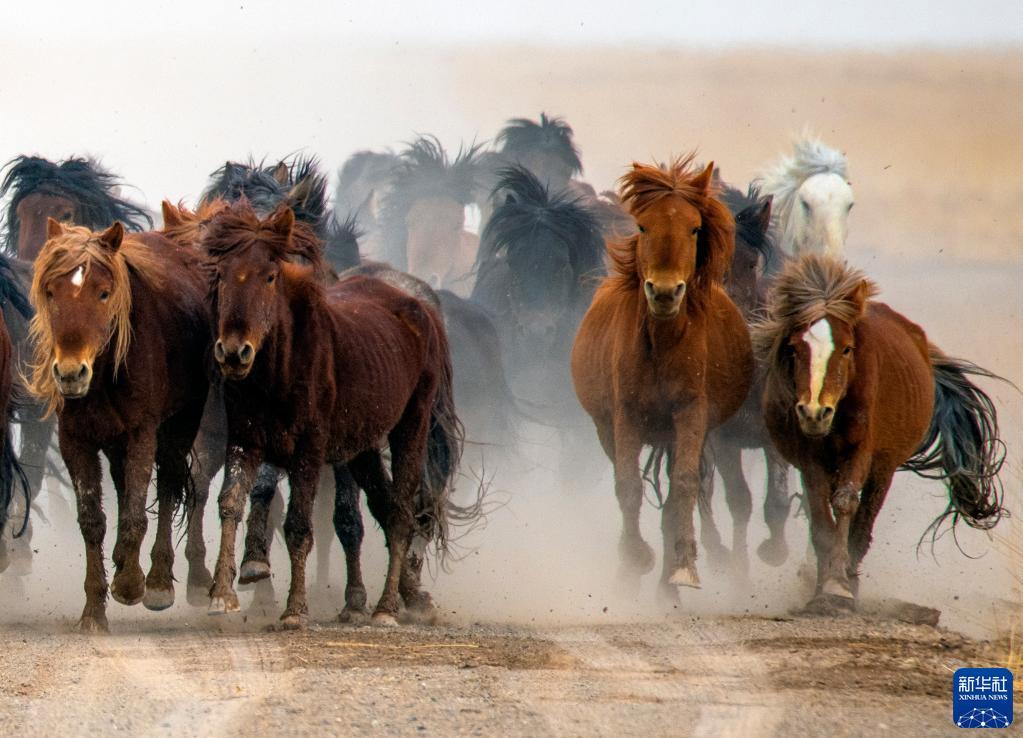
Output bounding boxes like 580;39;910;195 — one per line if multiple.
202;155;330;234
477;166;605;285
0;156;152;255
378;135;483;270
496;113;582;175
719;180;777;268
324;213;363;272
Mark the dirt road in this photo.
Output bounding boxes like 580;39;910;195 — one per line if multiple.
0;608;1001;737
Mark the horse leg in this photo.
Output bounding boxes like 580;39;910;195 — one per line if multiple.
208;447;260;615
846;467;895;598
10;410;53;574
279;460;321;629
143;437;186;611
373;401;432;626
697;441;730;568
714;440;752;579
333;461;368;623
600;418;654;585
239;464;281;584
799;468;841;611
756;445;792;567
62;441;108;633
659;404;708;600
185;399;226;605
109;431;156;608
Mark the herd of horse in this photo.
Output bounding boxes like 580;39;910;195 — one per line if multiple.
0;114;1008;632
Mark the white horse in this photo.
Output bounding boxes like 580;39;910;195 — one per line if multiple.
758;135;854;261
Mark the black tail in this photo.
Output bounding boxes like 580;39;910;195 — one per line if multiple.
0;401;30;538
903;347;1009;540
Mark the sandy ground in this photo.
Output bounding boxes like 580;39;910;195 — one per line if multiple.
0;47;1021;736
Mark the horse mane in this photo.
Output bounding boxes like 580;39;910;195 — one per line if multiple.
477;166;605;284
203;199;325;275
0;156;153;256
201;155;330;234
0;255;31;320
607;155;734;308
334;150;399;217
755;134;848;242
160;198;230;250
378;135;484;269
719;180;778;269
496;113;582;175
324;212;363;272
28;224;163;415
753;254;878;397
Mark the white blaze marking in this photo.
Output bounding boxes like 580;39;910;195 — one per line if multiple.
71;265;85;287
805;318;834;406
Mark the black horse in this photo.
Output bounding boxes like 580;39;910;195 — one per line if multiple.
472;166;605;400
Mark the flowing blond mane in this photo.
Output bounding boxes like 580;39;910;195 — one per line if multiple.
753;253;877;367
28;224;161;414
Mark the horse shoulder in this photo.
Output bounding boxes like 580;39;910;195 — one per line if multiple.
703;287;754;427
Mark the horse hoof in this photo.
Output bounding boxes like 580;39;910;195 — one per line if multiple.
669;566;701;589
78;615;109;634
338;606;370;624
756;538;789;567
822;578;855;601
372;612;400;628
208;593;241;615
110;577;145;607
143;586;175;611
801;593;856;616
278;613;307;631
619;537;656;575
238;560;271;585
186;585;210;608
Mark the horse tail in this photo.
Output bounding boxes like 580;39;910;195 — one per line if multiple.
0;392;31;538
903;346;1008;539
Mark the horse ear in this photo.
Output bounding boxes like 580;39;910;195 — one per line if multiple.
845;279;870;319
287;177;312;209
756;195;773;232
46;217;65;240
269;207;295;240
161;200;183;228
272;162;290;185
693;161;714;192
97;221;124;252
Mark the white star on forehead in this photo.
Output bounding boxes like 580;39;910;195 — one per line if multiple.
70;265;85;287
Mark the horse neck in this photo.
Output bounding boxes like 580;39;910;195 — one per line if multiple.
258;276;328;395
633;286;696;354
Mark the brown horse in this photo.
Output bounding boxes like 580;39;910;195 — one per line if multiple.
0;302;29;569
571;157;753;598
203;201;463;627
756;255;1005;610
28;220;211;632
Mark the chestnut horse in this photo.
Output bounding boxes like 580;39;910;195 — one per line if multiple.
757;255;1005;610
571;157;753;597
204;201;463;627
28;220;210;632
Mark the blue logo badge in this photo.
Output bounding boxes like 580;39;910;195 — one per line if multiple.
954;668;1013;728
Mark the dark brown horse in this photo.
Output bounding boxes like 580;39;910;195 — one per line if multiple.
28;220;210;632
756;255;1005;610
571;157;753;598
0;296;29;571
203;201;463;627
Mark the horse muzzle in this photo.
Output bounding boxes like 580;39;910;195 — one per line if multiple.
644;279;686;319
52;359;93;399
796;402;835;437
214;337;256;380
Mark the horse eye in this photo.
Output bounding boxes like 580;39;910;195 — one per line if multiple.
692;226;701;236
843;346;853;355
637;225;646;233
99;290;110;301
266;274;275;284
801;199;812;213
847;202;855;212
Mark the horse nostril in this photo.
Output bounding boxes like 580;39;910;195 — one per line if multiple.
52;363;60;379
643;280;655;299
77;364;88;380
214;340;226;363
239;343;254;365
796;403;809;420
674;281;686;298
820;406;834;421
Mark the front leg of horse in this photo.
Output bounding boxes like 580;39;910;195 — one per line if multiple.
209;447;259;615
713;439;753;580
239;464;281;584
757;446;792;567
64;446;109;633
660;411;707;601
143;442;192;611
279;461;320;629
333;463;369;623
608;422;654;587
184;436;222;605
818;482;860;606
109;433;156;607
697;444;730;569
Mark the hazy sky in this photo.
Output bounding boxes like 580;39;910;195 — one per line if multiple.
5;0;1023;47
